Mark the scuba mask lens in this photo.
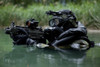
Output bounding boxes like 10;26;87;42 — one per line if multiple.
49;20;55;27
49;19;60;27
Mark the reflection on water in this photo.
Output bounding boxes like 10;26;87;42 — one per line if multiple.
0;46;100;67
58;50;86;64
0;46;86;67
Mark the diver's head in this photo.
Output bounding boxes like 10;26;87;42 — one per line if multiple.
49;10;77;28
26;19;39;29
59;10;78;30
59;10;76;20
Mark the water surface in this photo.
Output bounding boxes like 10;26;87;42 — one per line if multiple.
0;30;100;67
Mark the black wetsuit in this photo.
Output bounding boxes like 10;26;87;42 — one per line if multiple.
26;27;46;45
51;22;88;46
10;27;28;45
11;27;46;45
44;27;63;45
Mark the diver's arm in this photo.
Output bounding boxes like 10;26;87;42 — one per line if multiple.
58;22;87;39
68;22;87;35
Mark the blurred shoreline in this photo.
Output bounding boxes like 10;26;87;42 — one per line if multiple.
0;26;100;33
87;29;100;33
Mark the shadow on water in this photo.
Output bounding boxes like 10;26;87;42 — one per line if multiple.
0;46;86;67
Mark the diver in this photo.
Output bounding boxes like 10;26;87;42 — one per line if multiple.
44;10;94;49
5;22;28;45
5;19;46;46
52;10;87;46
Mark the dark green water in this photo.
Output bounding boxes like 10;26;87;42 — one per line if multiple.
0;29;100;67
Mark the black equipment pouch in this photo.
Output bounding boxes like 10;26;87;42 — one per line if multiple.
28;29;44;40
